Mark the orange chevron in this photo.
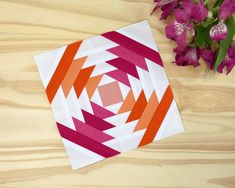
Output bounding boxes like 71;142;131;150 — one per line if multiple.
86;74;103;99
61;56;87;97
133;92;158;132
138;86;173;146
125;90;147;123
73;66;95;98
45;41;82;103
118;89;135;114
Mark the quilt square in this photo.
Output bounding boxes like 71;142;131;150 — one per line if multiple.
35;20;184;170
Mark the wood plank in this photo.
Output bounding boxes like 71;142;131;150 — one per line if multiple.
0;1;234;187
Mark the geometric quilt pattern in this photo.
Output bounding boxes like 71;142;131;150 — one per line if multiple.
35;20;184;170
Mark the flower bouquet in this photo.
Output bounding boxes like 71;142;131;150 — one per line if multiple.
152;0;235;74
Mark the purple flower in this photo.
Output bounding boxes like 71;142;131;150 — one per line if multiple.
160;1;179;19
218;0;235;21
200;49;216;69
174;46;200;66
218;46;235;74
175;0;208;23
165;21;194;51
209;21;228;41
165;0;207;52
200;47;235;74
151;0;179;19
210;0;235;41
192;0;209;22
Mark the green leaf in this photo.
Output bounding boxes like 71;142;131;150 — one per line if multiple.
211;7;219;17
206;34;213;48
200;18;216;27
196;26;206;48
214;0;223;7
195;25;212;48
214;17;235;71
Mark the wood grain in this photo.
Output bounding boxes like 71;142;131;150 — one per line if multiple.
0;0;235;187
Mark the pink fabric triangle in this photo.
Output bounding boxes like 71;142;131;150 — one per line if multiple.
91;101;115;119
106;69;131;87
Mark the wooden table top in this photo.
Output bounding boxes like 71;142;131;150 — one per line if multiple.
0;1;235;187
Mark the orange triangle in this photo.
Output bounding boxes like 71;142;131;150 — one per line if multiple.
138;86;173;146
86;74;103;99
74;66;95;98
125;90;147;123
118;89;135;114
61;56;87;97
133;92;159;132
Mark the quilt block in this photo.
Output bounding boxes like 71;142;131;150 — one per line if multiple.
35;20;184;170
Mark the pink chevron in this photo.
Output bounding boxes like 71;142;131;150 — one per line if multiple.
102;31;163;67
82;110;115;131
106;69;131;87
90;101;115;119
57;122;120;158
108;46;148;71
106;58;139;79
72;117;114;143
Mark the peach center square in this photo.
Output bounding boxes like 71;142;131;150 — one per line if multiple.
98;81;123;107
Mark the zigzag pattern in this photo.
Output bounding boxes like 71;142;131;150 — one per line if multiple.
35;21;184;169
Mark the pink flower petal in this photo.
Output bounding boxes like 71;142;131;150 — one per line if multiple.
160;1;178;19
152;0;178;19
165;21;187;51
200;49;215;69
219;0;235;21
175;0;207;23
209;22;228;41
227;46;235;58
218;46;235;74
175;0;192;23
174;21;187;36
191;0;208;22
175;31;187;51
154;0;176;7
174;46;200;66
165;22;178;39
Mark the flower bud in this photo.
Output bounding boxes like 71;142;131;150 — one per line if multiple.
209;21;227;41
208;11;213;19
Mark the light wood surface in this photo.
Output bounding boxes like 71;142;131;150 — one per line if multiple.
0;1;235;188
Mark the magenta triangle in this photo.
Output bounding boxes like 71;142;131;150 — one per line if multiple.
106;69;131;87
90;101;115;119
81;110;115;131
106;57;139;79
